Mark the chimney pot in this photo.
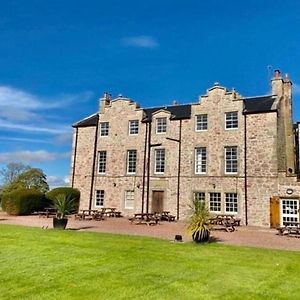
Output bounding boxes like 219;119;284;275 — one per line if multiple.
274;69;281;78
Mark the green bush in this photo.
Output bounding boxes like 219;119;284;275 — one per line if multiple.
45;187;80;212
1;189;45;215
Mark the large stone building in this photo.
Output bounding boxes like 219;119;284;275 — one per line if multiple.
71;70;300;227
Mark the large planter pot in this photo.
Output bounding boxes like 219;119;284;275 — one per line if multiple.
192;229;210;243
53;218;68;230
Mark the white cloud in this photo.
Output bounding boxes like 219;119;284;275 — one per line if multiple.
294;83;300;96
0;85;93;125
0;137;52;144
0;118;69;134
54;132;73;145
0;150;70;164
121;36;159;48
47;175;70;188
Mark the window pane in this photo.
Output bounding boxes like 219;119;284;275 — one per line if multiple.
129;120;139;135
98;151;107;174
195;147;207;174
194;192;205;202
209;192;221;212
225;146;238;173
127;150;137;174
95;190;105;207
125;190;134;209
225;112;238;129
155;149;165;173
225;193;238;213
100;122;109;136
156;117;167;133
196;114;208;131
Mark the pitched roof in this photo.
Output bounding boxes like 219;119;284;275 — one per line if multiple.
243;95;276;114
143;104;191;121
73;113;98;128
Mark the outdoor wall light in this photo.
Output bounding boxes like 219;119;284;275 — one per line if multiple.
286;188;293;195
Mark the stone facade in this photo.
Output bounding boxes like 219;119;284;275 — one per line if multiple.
71;70;300;227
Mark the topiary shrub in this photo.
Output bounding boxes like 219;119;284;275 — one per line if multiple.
1;189;45;215
45;187;80;212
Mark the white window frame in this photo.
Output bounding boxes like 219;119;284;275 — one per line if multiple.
124;190;135;210
195;147;207;174
127;150;137;174
209;192;221;213
154;148;165;174
194;192;206;202
156;117;167;134
195;114;208;131
129;120;139;135
225;193;238;214
100;122;109;136
225;146;238;174
98;151;107;174
95;190;105;207
225;111;238;130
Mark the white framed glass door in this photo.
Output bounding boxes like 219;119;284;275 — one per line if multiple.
280;199;299;226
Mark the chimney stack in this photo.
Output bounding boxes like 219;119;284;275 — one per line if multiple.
99;92;112;113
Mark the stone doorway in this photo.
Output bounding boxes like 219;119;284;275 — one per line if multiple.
152;191;164;213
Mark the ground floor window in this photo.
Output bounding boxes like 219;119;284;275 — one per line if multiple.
95;190;105;207
281;199;299;225
225;193;238;213
209;192;221;212
193;192;205;202
124;190;134;209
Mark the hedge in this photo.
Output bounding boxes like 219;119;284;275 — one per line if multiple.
45;187;80;212
1;189;44;215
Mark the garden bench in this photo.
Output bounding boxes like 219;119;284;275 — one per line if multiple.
277;223;300;237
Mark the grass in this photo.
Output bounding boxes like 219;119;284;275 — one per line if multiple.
0;225;300;300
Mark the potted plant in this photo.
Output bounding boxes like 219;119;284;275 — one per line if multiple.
53;194;76;230
187;199;212;243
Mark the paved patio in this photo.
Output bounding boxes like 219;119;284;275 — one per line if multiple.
1;212;300;251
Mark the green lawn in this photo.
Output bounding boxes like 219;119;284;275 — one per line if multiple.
0;225;300;300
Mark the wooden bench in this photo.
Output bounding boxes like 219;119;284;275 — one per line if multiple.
129;213;159;226
210;217;236;232
277;223;300;237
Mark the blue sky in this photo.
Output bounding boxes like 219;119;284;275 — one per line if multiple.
0;0;300;187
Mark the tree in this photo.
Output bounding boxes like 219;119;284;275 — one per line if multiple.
0;162;31;185
2;168;49;194
10;168;49;193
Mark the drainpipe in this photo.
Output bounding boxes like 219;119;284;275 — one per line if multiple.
89;114;99;210
177;120;182;220
244;114;248;225
71;127;78;188
141;122;148;213
146;122;152;214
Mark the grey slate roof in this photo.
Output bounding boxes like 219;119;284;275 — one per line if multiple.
73;95;277;127
73;113;98;128
243;96;276;114
142;104;191;121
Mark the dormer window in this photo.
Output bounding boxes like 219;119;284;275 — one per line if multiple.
225;112;238;129
156;117;167;134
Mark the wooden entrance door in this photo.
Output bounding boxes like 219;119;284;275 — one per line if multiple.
152;191;164;213
270;197;280;228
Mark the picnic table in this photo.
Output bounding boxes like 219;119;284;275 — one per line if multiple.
38;207;57;218
277;223;300;237
129;213;159;226
156;211;176;222
75;209;98;221
100;207;122;217
210;214;241;232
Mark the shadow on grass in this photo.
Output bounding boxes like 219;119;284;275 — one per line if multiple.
67;226;95;231
209;236;223;243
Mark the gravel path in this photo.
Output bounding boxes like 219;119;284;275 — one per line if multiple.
1;212;300;252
